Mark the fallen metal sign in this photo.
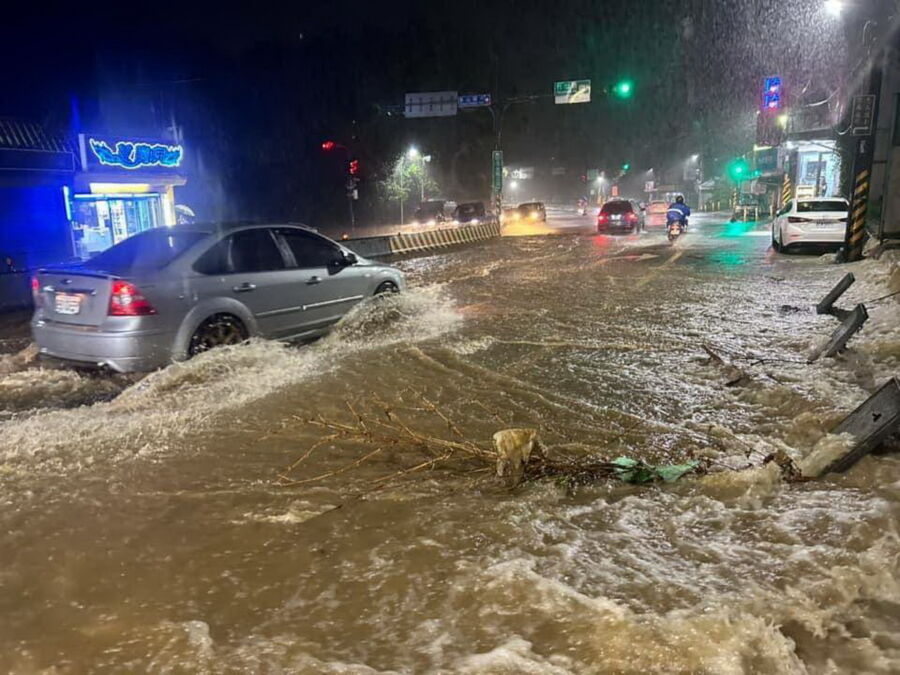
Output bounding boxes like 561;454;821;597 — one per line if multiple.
816;272;855;318
823;378;900;474
808;303;869;363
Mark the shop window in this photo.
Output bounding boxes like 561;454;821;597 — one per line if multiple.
803;161;827;181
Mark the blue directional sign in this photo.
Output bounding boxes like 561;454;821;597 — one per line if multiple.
458;94;492;109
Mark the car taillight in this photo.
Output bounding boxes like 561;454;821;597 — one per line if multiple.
31;276;42;307
598;213;609;223
108;280;157;316
627;212;638;222
788;216;811;223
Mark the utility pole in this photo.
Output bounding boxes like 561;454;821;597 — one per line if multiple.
399;157;405;224
842;60;883;262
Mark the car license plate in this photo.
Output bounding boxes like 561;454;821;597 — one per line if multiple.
55;292;82;315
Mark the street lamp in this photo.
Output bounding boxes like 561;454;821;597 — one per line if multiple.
399;146;430;222
510;180;519;190
825;0;843;16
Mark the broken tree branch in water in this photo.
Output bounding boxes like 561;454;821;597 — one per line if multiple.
276;397;706;491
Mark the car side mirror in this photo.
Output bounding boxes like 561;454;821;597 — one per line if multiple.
344;251;358;266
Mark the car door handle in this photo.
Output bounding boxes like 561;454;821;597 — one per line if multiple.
232;283;256;293
307;276;322;285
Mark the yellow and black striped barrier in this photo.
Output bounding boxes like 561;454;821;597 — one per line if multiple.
388;222;501;255
844;169;870;262
781;173;792;207
345;222;502;259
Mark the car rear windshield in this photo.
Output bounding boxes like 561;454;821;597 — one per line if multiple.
797;200;847;213
456;204;483;218
83;230;206;273
518;203;542;211
601;201;633;214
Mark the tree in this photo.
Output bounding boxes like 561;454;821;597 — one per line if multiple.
379;152;440;213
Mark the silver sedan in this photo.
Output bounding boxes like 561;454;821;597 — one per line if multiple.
31;224;405;372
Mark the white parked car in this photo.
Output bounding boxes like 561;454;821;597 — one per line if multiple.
771;197;849;252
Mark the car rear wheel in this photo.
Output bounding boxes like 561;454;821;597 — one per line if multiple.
772;225;783;252
188;314;248;357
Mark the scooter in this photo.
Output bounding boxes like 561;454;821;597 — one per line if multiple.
577;199;588;217
666;217;685;243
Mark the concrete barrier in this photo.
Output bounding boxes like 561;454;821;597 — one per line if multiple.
0;273;33;312
389;222;501;256
344;222;501;259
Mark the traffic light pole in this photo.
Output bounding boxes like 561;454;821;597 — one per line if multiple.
842;62;883;263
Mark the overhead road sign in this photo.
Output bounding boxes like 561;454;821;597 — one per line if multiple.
459;94;492;109
405;91;458;118
554;80;591;105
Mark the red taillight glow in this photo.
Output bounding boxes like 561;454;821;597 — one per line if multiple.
108;280;157;316
788;216;812;223
626;212;638;223
598;213;609;224
31;277;42;307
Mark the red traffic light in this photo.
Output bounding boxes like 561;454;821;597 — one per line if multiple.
349;159;360;176
321;140;336;151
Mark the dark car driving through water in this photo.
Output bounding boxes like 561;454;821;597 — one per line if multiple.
31;224;405;372
597;199;643;233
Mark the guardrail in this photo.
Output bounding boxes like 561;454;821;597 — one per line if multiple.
0;273;33;312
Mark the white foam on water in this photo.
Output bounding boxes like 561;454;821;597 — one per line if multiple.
797;432;857;478
234;499;339;525
0;285;462;476
453;637;575;674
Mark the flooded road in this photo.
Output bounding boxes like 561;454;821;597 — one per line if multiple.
2;214;900;673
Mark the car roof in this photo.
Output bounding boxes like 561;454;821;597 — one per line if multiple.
518;202;544;207
795;197;848;203
168;222;316;236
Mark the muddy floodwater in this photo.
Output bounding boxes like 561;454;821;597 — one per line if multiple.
2;214;900;673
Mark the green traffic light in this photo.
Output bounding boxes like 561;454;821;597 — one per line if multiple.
613;80;634;99
621;163;631;171
727;158;750;182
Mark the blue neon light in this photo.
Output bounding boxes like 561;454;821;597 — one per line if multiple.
762;76;783;111
89;138;183;170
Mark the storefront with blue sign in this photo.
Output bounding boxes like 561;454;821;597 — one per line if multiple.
69;133;187;258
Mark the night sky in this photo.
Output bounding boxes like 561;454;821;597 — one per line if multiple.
1;0;847;224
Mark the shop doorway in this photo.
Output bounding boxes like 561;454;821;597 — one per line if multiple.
71;193;163;259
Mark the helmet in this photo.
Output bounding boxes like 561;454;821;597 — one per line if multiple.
675;195;685;204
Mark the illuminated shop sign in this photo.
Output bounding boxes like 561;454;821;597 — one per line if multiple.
89;138;183;170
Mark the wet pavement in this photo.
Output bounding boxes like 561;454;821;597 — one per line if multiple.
2;213;900;673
